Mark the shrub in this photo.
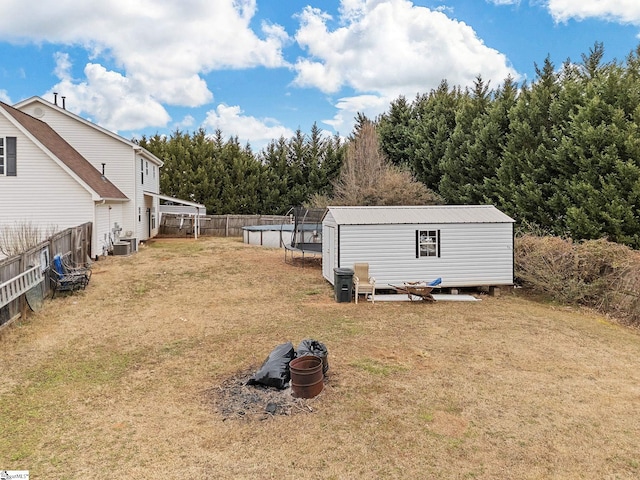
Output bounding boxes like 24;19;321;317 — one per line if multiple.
515;235;640;325
0;221;57;257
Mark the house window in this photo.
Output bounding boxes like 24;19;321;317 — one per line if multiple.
0;137;17;176
416;230;440;258
145;160;149;176
140;158;144;184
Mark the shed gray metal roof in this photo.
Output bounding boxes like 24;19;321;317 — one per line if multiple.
324;205;515;225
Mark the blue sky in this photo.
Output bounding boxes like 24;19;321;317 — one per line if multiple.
1;0;639;151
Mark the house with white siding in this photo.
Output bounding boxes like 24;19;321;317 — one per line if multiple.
322;205;515;289
0;96;166;258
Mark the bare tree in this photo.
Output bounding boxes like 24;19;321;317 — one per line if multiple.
327;118;442;206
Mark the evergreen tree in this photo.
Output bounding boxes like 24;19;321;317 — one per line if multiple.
378;96;414;167
376;43;640;246
477;75;518;205
259;126;345;212
495;57;562;230
260;137;292;214
553;46;640;246
438;76;491;204
410;81;463;191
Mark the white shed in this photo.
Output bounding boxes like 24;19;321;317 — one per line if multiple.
322;205;515;288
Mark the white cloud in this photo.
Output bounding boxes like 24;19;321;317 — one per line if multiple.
49;56;170;132
293;0;518;99
322;94;391;134
434;5;455;15
53;52;73;81
202;104;295;150
293;0;519;137
176;115;196;130
0;0;289;130
486;0;520;6
0;90;11;103
546;0;640;24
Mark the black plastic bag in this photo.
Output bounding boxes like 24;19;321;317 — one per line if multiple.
246;342;295;389
296;339;329;374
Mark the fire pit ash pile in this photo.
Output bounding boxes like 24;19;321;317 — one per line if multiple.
207;339;329;420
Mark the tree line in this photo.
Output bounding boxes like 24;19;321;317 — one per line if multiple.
137;124;344;215
138;43;640;248
378;43;640;248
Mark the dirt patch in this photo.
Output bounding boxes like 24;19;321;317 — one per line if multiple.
206;368;323;421
429;410;469;438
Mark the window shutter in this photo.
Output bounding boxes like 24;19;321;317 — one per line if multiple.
437;230;441;258
415;230;419;258
6;137;16;176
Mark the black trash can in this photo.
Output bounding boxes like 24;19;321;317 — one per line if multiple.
334;267;354;303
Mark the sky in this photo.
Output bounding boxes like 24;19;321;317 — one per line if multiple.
1;0;639;152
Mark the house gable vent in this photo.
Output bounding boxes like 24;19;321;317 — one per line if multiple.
33;107;44;118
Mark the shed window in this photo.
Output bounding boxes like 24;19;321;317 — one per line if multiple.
0;137;16;176
416;230;440;258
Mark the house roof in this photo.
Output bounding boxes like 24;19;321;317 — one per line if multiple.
324;205;515;225
0;102;128;200
13;96;164;167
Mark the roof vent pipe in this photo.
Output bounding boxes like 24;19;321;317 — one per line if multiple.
61;96;66;110
101;163;106;181
53;92;58;106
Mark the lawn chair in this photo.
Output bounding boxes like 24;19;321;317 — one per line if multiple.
61;252;92;282
50;253;90;298
354;263;375;304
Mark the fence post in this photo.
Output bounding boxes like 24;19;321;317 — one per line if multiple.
20;251;27;320
225;215;229;238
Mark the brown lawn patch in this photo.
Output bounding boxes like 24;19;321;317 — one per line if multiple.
1;237;640;479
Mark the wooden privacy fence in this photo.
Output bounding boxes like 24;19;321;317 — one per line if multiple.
0;222;92;331
159;213;291;238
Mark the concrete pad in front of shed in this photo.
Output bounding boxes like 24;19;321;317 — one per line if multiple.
372;294;480;302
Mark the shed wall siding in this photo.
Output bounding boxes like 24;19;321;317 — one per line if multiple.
331;222;513;287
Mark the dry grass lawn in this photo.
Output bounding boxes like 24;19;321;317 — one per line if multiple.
1;237;640;479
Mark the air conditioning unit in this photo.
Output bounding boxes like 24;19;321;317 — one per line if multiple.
112;242;131;256
119;237;137;253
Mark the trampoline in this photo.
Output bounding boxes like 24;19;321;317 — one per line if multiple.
283;207;325;266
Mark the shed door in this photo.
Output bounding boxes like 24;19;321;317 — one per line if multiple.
323;225;335;283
